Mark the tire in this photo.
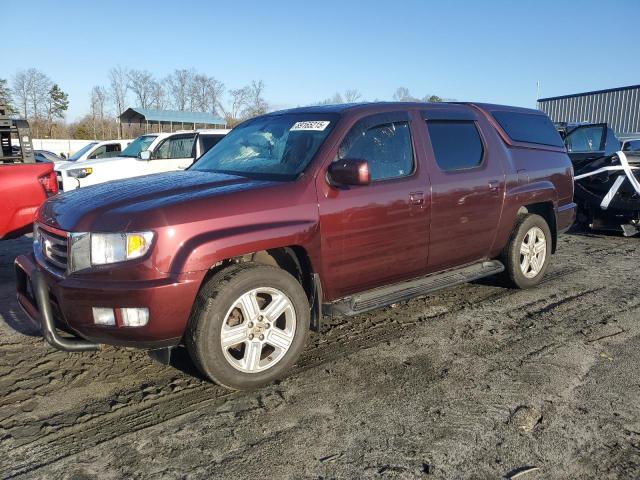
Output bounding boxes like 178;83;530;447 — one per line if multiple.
185;262;310;390
501;214;552;289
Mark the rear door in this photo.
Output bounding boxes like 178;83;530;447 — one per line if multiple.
563;123;614;164
316;111;430;299
421;109;505;272
149;134;197;173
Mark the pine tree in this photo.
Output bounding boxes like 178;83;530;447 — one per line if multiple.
46;84;69;136
0;78;13;112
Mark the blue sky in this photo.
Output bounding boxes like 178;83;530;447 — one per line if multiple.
2;0;639;120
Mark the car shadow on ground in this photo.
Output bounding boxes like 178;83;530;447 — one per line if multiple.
152;346;209;381
0;298;41;337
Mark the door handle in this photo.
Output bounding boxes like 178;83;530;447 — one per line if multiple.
488;180;500;191
409;191;425;205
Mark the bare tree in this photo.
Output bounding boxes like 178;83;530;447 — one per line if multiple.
393;87;419;102
343;89;362;103
12;71;29;117
128;69;156;109
151;81;166;110
109;66;129;139
29;69;52;123
90;86;107;138
189;74;225;114
165;69;194;111
226;86;250;123
242;80;268;118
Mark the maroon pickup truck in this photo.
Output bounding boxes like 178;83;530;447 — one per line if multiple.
15;102;576;390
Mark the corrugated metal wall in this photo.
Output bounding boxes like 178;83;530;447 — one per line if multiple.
538;85;640;134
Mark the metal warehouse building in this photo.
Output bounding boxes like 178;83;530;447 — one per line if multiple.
538;84;640;135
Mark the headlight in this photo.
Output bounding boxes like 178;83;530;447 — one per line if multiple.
67;167;93;178
91;232;155;265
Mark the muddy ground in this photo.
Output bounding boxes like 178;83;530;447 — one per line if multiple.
0;231;639;479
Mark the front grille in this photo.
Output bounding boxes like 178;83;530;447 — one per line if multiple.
37;225;69;272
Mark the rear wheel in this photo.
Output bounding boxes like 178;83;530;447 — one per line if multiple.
501;214;552;289
186;263;310;390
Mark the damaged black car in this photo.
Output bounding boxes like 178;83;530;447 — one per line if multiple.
557;122;640;236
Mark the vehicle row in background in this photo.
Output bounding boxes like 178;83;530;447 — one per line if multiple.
55;129;229;191
0;105;58;239
557;122;640;236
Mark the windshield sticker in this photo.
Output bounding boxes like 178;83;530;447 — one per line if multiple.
290;121;330;131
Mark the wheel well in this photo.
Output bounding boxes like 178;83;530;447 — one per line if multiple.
203;246;315;301
518;202;557;252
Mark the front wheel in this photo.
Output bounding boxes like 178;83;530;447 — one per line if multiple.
501;214;552;289
185;263;310;390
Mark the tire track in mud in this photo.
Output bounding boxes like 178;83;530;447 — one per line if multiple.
0;265;583;478
1;233;632;478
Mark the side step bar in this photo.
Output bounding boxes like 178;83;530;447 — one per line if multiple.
324;260;504;317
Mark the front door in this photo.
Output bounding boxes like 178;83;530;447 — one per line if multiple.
317;111;430;299
422;114;505;272
149;134;196;173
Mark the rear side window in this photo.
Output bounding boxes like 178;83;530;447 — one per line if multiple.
155;135;196;159
200;134;225;155
492;111;564;147
427;121;484;171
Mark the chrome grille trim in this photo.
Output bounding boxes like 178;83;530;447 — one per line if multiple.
36;224;69;273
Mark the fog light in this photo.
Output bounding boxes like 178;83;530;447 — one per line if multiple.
121;308;149;327
93;307;115;326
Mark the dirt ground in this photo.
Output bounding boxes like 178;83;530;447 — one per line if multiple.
0;231;639;479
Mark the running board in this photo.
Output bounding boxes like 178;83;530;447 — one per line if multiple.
324;260;504;317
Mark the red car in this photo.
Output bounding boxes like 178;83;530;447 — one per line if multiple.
0;162;58;238
1;112;59;239
15;102;575;390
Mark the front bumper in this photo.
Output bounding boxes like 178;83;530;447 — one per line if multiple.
15;252;203;351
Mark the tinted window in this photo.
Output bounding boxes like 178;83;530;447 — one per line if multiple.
339;122;413;181
427;121;483;171
155;135;196;159
624;140;640;152
200;134;225;155
89;145;107;159
492;111;564;147
564;126;605;153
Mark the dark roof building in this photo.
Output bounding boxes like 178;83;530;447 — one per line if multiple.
119;108;227;129
538;85;640;135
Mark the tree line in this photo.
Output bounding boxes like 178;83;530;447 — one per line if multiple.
0;68;447;141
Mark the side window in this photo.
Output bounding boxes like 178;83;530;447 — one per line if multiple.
89;145;107;159
155;135;196;159
200;135;224;155
338;122;414;181
427;121;484;171
624;140;640;152
564;126;605;153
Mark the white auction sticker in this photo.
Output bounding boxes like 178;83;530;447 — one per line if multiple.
290;121;330;131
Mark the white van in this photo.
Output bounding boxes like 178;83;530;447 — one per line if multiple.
56;130;228;191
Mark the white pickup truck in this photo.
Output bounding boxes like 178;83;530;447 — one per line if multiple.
56;130;228;191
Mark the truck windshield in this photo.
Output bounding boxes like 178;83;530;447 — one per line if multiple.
68;142;97;161
191;114;338;179
120;135;157;158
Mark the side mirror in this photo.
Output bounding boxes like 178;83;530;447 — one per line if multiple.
139;150;152;161
327;159;371;186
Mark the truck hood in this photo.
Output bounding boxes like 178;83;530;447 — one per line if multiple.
55;155;133;171
40;170;279;231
